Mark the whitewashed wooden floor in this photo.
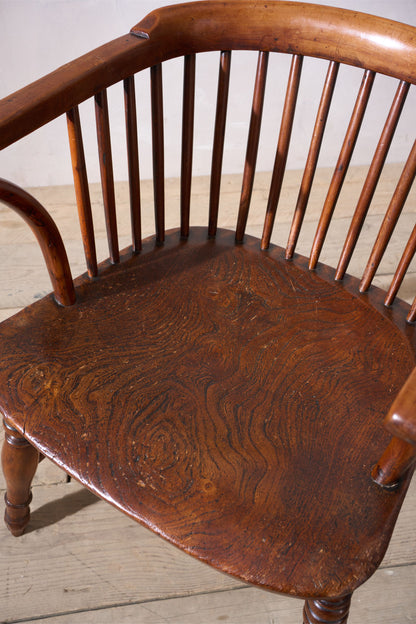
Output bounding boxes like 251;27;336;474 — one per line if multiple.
1;166;415;623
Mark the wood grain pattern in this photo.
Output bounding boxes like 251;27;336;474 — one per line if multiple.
1;3;416;622
0;477;414;623
0;228;414;600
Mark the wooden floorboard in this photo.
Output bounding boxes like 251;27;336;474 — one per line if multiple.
1;165;415;623
1;479;415;623
9;569;416;624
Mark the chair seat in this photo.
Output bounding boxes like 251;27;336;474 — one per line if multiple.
0;227;413;598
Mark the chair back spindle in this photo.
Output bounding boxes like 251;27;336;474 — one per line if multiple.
360;138;416;293
408;293;416;323
261;54;303;250
336;80;410;281
385;224;416;307
150;64;165;244
124;76;142;253
236;50;269;243
66;106;98;278
309;69;375;270
95;89;120;263
181;54;196;239
285;60;339;260
209;50;232;238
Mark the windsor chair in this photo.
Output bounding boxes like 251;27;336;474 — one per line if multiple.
0;2;416;622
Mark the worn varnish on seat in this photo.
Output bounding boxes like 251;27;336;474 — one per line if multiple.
1;3;416;623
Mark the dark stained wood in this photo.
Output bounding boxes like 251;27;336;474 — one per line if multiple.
3;2;416;151
1;420;39;537
360;138;416;293
303;595;351;624
372;437;416;489
383;367;416;446
0;178;75;306
236;51;269;243
261;54;303;250
151;64;165;244
0;228;414;601
286;61;339;259
124;76;142;253
1;4;416;623
309;69;375;270
95;89;120;263
372;366;416;488
336;80;410;281
408;297;416;324
385;223;416;307
67;106;98;277
209;50;231;238
181;54;196;239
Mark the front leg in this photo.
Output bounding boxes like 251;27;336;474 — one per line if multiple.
2;419;39;536
303;594;352;623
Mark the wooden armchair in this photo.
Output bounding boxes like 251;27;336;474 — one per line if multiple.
1;2;416;622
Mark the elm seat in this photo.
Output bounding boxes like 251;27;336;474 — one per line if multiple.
1;2;416;622
0;228;414;599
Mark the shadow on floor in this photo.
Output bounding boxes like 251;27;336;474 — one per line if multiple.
26;486;99;533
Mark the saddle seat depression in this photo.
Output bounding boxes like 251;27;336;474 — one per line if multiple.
0;227;413;599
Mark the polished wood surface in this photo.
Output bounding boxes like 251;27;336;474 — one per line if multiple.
0;169;415;622
67;106;98;278
2;1;416;151
0;178;75;306
1;2;416;622
1;420;39;537
261;54;303;250
0;227;414;599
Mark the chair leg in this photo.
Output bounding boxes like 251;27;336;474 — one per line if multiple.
303;594;352;623
1;419;39;536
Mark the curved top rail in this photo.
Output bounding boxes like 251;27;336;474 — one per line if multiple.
1;1;416;150
133;1;416;81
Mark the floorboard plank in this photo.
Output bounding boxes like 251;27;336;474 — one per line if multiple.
0;482;242;622
7;566;416;624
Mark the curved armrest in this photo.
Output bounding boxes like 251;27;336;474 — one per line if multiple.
372;368;416;488
0;178;75;306
384;367;416;444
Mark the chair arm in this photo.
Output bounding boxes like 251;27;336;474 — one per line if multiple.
384;367;416;445
0;34;151;150
372;367;416;488
0;178;75;306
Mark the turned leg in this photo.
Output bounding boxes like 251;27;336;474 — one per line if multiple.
303;594;352;624
2;420;39;536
